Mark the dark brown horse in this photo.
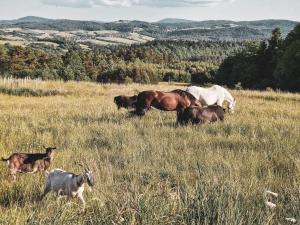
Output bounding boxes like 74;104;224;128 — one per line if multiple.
134;89;201;116
177;105;225;125
114;95;137;109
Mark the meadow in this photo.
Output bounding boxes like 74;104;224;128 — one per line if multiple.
0;79;299;225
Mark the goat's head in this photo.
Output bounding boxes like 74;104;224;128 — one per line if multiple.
43;146;56;158
83;168;95;187
78;163;95;187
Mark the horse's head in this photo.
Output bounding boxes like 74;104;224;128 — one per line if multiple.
228;98;236;113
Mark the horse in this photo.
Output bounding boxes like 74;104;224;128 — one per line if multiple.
134;89;201;116
177;105;225;125
114;95;137;109
186;85;236;113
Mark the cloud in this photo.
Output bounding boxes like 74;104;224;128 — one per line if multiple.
41;0;236;8
41;0;93;8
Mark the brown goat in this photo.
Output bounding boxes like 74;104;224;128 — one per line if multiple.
114;95;137;109
1;146;56;182
177;105;225;125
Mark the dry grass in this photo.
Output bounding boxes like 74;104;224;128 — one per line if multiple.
0;79;299;225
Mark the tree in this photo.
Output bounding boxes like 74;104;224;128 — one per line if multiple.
63;49;87;81
59;65;75;81
274;40;300;91
0;45;9;75
284;24;300;47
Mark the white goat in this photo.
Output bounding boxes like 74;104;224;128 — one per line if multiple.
41;166;94;207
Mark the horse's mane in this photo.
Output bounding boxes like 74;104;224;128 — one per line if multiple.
171;89;197;101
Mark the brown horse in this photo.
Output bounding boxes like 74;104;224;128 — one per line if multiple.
134;89;201;116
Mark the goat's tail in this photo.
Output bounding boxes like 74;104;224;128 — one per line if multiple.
1;157;9;162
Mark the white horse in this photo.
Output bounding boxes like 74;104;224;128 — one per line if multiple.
186;85;236;113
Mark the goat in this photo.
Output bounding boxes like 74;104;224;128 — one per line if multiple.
1;146;56;182
41;164;95;208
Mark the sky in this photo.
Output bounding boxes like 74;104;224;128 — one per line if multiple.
0;0;299;22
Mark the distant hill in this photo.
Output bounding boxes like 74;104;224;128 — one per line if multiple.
0;16;299;46
157;18;197;24
0;16;51;25
15;16;52;23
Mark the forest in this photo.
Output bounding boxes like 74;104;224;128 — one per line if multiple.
0;24;299;91
0;40;244;84
217;24;300;92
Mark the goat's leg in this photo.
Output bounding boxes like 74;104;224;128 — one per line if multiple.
78;194;86;208
56;190;64;204
40;186;51;200
12;174;16;182
28;167;39;174
10;170;17;182
56;195;63;204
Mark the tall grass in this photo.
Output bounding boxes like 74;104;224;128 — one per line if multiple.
0;80;299;225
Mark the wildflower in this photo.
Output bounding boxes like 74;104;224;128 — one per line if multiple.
266;190;278;197
285;218;297;223
265;201;276;208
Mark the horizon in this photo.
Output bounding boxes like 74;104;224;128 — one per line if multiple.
0;0;300;22
2;15;300;23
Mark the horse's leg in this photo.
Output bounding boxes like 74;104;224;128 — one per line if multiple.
176;108;185;125
216;98;224;107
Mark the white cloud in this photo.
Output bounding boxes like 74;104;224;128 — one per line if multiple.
41;0;236;8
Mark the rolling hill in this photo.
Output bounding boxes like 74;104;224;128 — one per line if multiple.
0;17;298;49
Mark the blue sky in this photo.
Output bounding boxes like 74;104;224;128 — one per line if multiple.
0;0;299;22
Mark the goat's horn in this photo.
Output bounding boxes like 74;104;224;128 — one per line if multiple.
86;164;91;171
76;162;85;168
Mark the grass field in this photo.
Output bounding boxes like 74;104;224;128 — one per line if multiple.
0;79;299;225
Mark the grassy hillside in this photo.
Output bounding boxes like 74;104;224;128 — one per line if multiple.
0;79;299;224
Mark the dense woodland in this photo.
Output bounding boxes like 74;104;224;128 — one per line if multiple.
0;24;299;91
217;24;300;91
0;40;243;84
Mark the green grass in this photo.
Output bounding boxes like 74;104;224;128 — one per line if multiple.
0;80;299;225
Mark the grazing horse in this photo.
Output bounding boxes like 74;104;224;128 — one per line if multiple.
177;105;225;125
114;95;137;109
186;85;236;113
135;89;200;116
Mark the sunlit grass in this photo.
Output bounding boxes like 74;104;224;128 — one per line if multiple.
0;79;299;224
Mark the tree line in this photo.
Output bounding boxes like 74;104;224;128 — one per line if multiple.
216;24;300;92
0;40;243;84
0;24;299;92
